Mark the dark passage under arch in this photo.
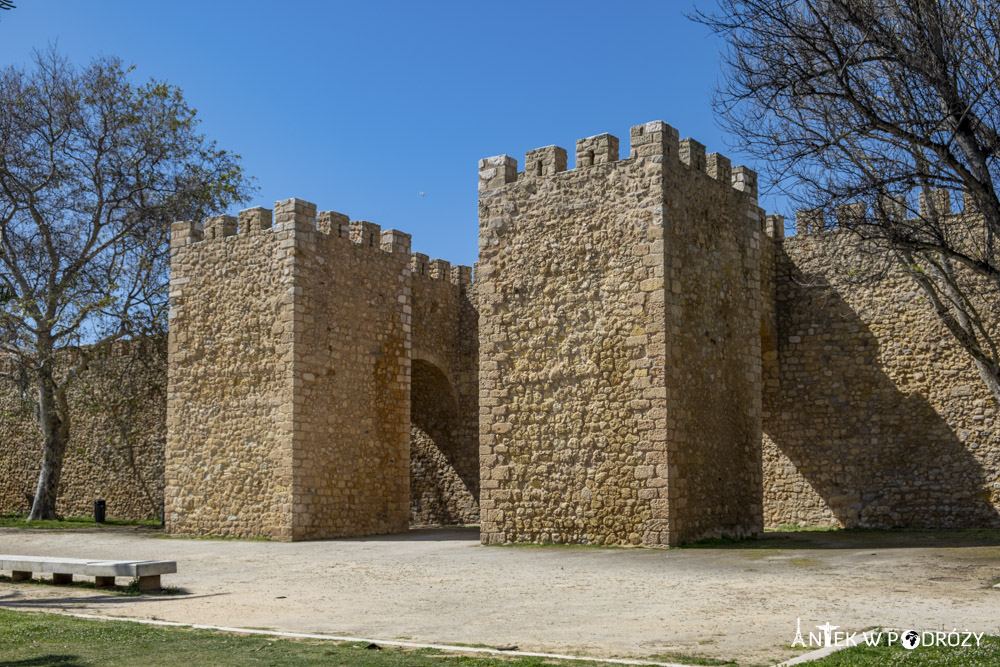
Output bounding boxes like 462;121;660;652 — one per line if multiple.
409;358;479;526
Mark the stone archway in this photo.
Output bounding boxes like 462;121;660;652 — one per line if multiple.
409;357;478;526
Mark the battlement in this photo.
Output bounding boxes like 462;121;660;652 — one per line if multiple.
764;214;785;240
170;198;471;286
478;120;759;203
576;133;619;166
791;189;976;236
409;252;472;287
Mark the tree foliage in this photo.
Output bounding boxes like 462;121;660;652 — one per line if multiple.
0;47;254;519
696;0;1000;402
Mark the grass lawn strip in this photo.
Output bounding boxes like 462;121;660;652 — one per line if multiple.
773;630;882;665
0;609;703;667
777;628;1000;666
0;514;159;530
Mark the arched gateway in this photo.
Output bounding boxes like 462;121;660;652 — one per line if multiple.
165;200;477;540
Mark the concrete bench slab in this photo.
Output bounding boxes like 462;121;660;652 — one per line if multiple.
1;555;176;590
1;556;92;574
85;560;177;577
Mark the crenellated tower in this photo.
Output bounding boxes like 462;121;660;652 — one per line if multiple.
166;198;476;540
477;121;767;547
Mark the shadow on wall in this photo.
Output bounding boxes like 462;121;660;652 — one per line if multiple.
763;244;1000;530
409;358;479;526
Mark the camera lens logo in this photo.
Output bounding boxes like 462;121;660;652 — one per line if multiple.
902;630;920;650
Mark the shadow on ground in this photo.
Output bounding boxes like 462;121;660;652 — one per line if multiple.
343;525;1000;552
0;590;223;609
0;656;83;667
686;528;1000;550
348;526;481;543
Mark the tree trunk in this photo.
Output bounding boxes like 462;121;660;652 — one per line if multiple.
973;358;1000;407
27;367;69;521
900;251;1000;406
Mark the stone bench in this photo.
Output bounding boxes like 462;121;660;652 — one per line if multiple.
0;555;176;591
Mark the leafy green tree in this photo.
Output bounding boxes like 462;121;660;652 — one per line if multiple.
0;47;254;520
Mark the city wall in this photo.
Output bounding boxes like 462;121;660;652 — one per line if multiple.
4;117;1000;543
0;342;165;520
761;202;1000;529
410;264;480;526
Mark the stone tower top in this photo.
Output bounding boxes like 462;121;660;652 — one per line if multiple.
169;197;471;288
477;120;759;204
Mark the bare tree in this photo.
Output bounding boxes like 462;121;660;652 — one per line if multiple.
695;0;1000;402
0;48;253;520
0;251;11;303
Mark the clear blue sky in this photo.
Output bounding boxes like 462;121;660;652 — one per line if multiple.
0;1;783;268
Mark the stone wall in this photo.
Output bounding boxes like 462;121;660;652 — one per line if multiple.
13;127;1000;543
661;141;765;543
166;199;476;540
476;121;764;547
410;266;479;526
410;359;477;525
0;341;165;520
762;212;1000;529
287;213;411;540
166;207;296;539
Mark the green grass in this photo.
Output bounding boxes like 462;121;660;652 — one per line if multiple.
0;609;622;666
677;534;759;548
0;514;277;541
0;513;160;530
803;631;1000;665
679;526;851;548
482;527;1000;551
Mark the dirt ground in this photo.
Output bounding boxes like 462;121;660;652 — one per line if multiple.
1;527;999;666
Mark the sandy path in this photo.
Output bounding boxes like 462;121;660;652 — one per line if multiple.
1;527;998;666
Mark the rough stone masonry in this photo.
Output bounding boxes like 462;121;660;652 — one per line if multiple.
165;201;477;540
2;118;998;543
477;124;764;547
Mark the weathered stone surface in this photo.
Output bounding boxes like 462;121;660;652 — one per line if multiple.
6;117;1000;546
410;269;479;526
165;202;298;540
0;341;165;520
165;199;477;541
761;213;1000;530
476;123;763;548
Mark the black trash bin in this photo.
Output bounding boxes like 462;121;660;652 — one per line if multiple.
94;499;106;524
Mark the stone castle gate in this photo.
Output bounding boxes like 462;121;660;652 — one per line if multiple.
4;119;998;538
165;201;477;540
158;119;1000;544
